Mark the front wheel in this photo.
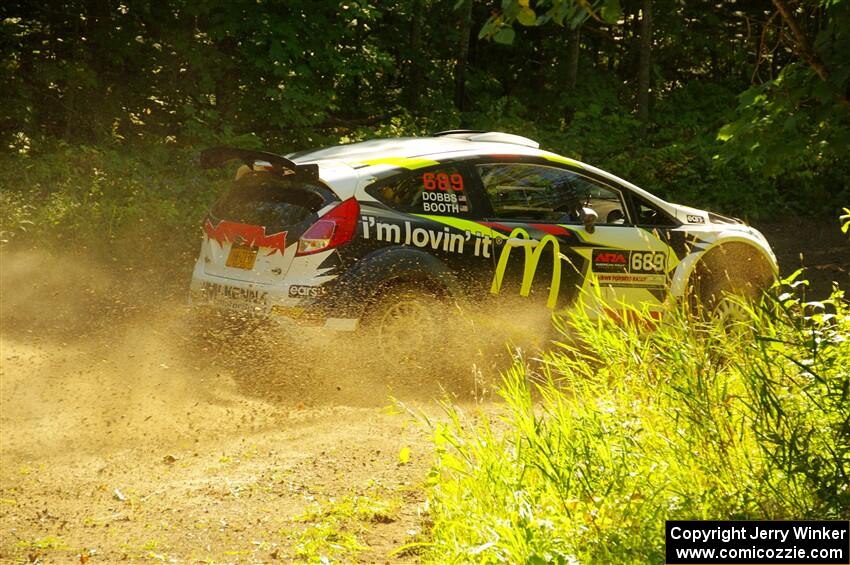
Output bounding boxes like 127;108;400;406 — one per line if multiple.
690;245;775;331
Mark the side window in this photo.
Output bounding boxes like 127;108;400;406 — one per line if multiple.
477;163;628;224
632;195;678;226
366;166;472;216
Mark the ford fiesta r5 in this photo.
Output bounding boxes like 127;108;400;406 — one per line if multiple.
188;130;778;334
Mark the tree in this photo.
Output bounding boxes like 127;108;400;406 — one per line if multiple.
566;25;581;90
454;0;474;112
637;0;652;122
408;0;425;111
771;0;850;109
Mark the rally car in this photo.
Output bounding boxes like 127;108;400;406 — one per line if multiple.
189;131;778;336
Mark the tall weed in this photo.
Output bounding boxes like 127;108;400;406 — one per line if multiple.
424;279;849;563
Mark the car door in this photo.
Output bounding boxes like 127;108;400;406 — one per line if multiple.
360;161;502;297
473;160;673;316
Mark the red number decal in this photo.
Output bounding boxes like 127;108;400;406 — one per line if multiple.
424;171;464;191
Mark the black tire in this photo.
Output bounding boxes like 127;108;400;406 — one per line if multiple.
362;282;454;372
690;244;775;329
701;278;759;330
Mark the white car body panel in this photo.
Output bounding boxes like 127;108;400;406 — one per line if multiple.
192;133;778;329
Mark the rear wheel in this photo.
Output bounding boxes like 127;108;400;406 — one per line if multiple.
364;282;452;371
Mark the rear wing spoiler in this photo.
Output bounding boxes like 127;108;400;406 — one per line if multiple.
199;147;320;181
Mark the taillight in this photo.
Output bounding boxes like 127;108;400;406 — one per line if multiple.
296;198;360;256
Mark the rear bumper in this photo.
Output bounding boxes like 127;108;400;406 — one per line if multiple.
188;272;361;332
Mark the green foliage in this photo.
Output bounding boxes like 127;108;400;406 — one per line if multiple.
713;1;850;214
1;1;415;148
424;282;850;562
291;522;367;564
716;63;850;214
0;144;225;259
2;0;849;239
479;0;621;43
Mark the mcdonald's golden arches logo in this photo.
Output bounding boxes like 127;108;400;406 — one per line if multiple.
490;228;564;309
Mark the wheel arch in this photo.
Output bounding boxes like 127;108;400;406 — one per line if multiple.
670;235;779;303
340;245;462;310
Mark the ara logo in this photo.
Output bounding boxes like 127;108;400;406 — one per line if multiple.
491;228;565;310
592;249;629;273
592;249;666;275
595;252;626;263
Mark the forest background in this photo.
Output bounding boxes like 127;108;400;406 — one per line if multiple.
2;0;849;252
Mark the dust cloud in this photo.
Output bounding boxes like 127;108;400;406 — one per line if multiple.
0;247;550;459
0;246;549;561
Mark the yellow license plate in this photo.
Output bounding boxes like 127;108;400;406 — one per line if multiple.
226;244;258;270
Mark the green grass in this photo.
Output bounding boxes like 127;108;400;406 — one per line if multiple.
298;494;400;526
281;494;401;563
422;276;849;563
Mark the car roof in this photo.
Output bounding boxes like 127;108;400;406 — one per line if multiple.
289;132;676;215
289;132;542;166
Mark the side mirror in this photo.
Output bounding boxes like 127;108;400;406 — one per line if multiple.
582;207;598;233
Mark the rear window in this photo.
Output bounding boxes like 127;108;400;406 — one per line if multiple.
211;173;327;232
366;166;473;216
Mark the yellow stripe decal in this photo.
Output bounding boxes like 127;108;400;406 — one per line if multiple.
412;215;507;238
541;153;584;168
358;157;439;170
